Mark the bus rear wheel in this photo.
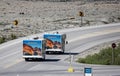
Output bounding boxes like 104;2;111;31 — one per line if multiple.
25;58;29;61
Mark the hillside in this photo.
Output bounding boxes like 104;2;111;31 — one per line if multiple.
0;0;120;42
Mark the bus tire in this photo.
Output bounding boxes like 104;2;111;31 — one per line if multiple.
25;58;29;61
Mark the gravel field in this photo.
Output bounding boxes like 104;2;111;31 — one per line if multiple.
0;0;120;39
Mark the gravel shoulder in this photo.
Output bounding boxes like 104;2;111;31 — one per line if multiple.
70;39;120;62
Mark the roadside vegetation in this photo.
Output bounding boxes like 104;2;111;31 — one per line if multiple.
77;43;120;65
0;36;6;44
0;33;17;44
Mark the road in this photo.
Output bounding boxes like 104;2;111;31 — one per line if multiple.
0;23;120;76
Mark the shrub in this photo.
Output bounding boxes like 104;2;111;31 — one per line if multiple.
0;37;6;44
10;34;17;40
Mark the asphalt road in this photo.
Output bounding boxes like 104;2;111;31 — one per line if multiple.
0;23;120;76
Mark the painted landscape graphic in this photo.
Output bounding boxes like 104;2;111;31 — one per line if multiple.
23;40;42;56
44;34;62;49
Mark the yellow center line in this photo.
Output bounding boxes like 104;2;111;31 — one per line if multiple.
4;59;24;69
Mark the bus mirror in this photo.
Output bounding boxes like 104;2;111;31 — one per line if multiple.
66;41;68;44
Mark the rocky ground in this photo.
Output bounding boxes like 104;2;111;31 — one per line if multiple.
0;0;120;40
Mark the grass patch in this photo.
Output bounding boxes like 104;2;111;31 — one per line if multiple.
0;33;17;44
0;37;6;44
10;33;17;40
77;43;120;65
0;22;10;25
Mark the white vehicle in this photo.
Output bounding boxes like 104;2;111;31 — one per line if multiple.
43;33;67;54
23;39;46;61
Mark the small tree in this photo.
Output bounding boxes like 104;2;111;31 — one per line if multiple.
11;34;17;40
0;37;6;44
